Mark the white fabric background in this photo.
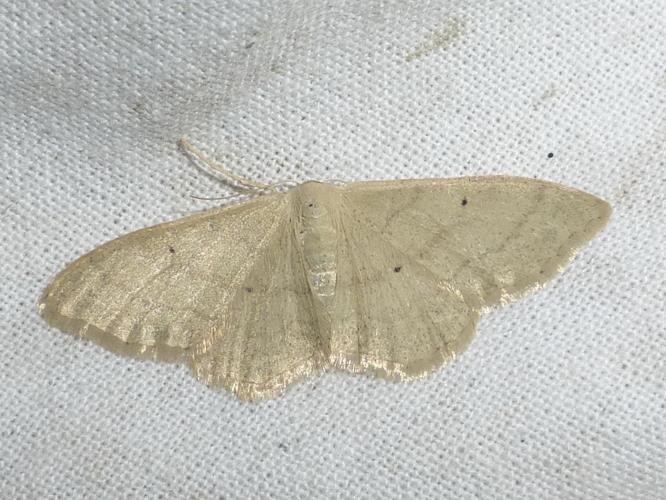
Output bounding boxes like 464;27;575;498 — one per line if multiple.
1;1;664;498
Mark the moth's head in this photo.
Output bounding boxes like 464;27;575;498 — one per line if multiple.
295;181;339;218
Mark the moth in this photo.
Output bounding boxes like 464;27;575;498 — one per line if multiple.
39;140;611;400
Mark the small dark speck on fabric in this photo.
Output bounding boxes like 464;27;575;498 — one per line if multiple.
461;198;468;206
394;266;402;273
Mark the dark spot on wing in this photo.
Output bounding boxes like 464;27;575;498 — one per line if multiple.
547;152;554;158
168;246;175;254
461;198;468;206
394;266;402;273
308;203;314;207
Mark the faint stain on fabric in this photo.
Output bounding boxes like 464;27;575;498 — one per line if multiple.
659;71;666;89
612;178;639;205
244;29;260;51
406;18;466;62
533;85;558;110
0;199;16;220
131;101;147;115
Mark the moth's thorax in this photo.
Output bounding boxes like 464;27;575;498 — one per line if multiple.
293;182;340;307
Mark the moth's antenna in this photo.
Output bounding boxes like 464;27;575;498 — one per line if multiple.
178;138;276;193
189;194;241;201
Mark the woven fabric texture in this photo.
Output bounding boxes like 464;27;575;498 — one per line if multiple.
1;1;664;498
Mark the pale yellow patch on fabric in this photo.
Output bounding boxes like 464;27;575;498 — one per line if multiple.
405;18;466;62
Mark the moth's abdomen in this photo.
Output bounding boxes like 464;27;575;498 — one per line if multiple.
295;183;339;305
